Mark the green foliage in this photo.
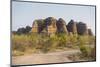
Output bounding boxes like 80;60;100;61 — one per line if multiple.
88;36;95;44
57;33;70;47
12;33;95;56
73;35;96;60
79;45;90;57
69;33;78;45
79;45;96;60
12;35;28;52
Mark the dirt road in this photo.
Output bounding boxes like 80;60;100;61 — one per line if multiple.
12;50;80;65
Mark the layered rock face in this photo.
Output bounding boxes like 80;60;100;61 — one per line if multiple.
31;17;93;36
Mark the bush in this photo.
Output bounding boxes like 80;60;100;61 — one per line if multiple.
79;45;96;60
69;33;78;45
79;45;90;57
78;35;91;45
12;34;38;55
12;33;95;56
12;35;28;52
57;33;70;47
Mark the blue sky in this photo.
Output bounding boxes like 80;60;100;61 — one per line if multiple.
12;1;95;34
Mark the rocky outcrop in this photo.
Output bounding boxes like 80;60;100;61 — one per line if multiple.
31;17;57;35
44;17;57;34
88;29;93;36
31;20;39;33
31;17;93;36
76;22;88;35
67;20;77;34
56;18;68;34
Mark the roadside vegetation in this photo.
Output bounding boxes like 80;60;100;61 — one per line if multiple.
12;32;95;61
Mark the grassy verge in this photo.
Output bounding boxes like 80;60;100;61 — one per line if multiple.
12;33;95;58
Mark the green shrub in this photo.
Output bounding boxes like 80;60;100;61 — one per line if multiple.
79;45;96;60
57;33;70;47
69;34;78;45
79;45;90;57
78;35;91;45
12;33;95;56
88;36;95;44
12;34;37;53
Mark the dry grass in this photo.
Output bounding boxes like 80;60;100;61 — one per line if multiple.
12;33;95;58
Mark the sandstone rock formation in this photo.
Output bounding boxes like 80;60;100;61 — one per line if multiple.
76;22;88;35
44;17;57;35
67;20;77;34
56;18;68;34
88;29;93;36
31;17;57;35
31;20;38;33
31;17;93;36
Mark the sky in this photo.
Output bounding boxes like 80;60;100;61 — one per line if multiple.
12;1;95;35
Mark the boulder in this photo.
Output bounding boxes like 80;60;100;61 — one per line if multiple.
56;18;68;34
76;22;88;35
31;20;39;33
31;17;57;34
67;20;77;34
88;29;93;36
44;17;57;34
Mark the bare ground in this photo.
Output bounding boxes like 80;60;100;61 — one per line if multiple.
12;49;81;65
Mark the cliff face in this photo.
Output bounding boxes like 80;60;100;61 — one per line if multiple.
31;17;93;36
